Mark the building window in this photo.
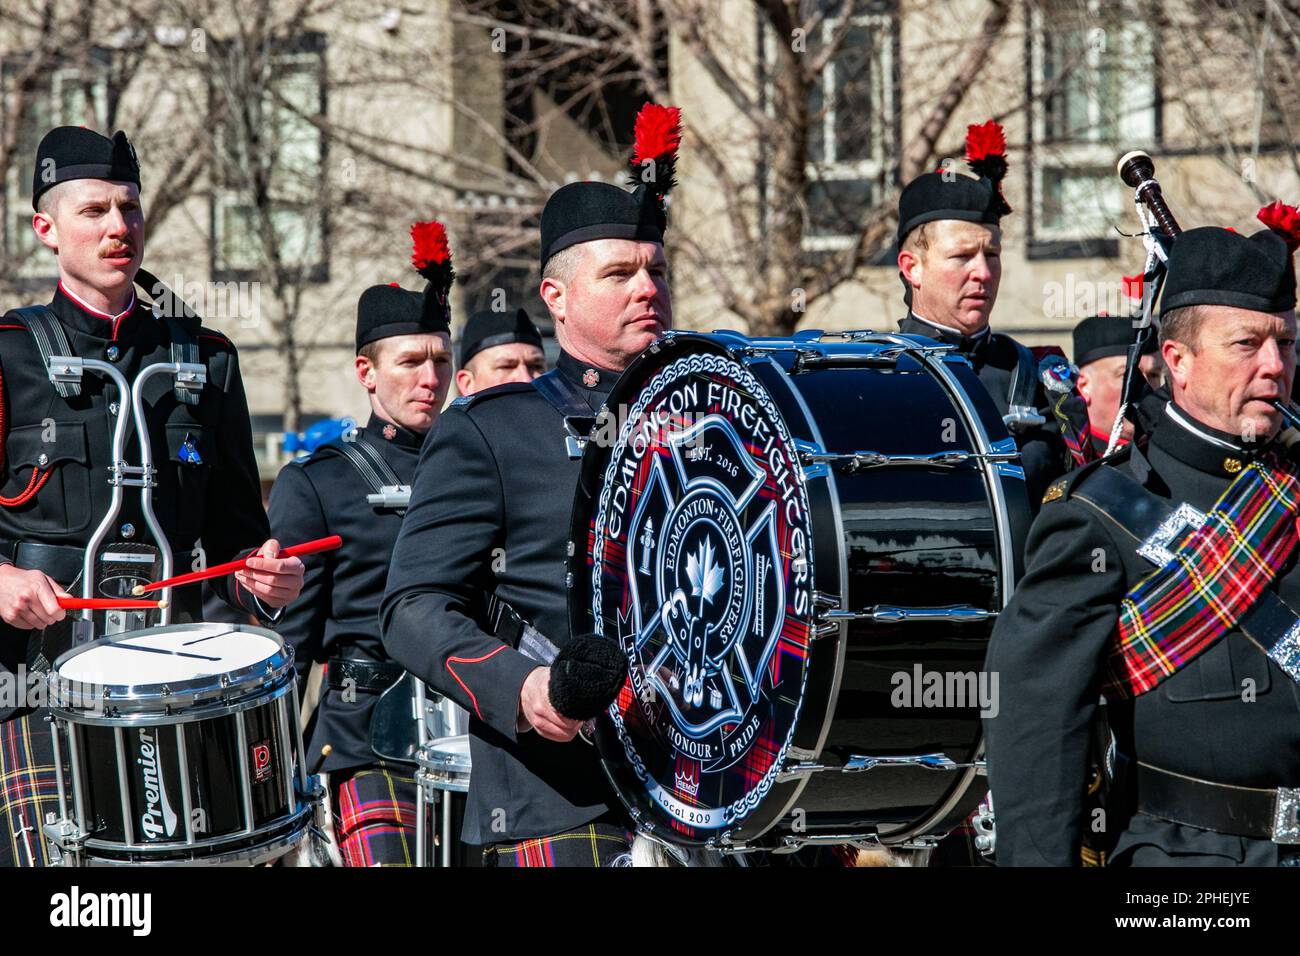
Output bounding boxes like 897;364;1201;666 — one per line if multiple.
211;34;327;280
2;60;111;273
802;1;897;252
1027;0;1158;256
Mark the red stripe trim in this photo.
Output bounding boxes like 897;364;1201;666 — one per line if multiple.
58;280;134;324
0;324;25;331
199;333;232;346
444;645;510;720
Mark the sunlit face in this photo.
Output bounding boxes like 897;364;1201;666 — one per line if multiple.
1078;354;1161;441
541;238;672;370
356;332;454;434
32;179;144;303
455;342;546;395
1162;307;1296;442
900;219;1001;336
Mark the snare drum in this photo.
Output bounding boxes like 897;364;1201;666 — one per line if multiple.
415;694;476;867
568;330;1031;852
44;622;320;866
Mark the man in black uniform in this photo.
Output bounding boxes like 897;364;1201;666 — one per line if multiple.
985;217;1300;865
896;120;1067;506
454;308;546;396
267;222;462;866
1049;314;1162;466
0;127;304;866
382;102;680;866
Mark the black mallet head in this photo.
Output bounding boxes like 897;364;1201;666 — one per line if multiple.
548;633;629;722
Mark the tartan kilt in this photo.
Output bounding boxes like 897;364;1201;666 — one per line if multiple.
332;762;419;867
0;711;59;868
483;820;632;868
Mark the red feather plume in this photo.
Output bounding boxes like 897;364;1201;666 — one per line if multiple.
628;102;682;205
410;220;455;301
964;119;1011;216
964;120;1006;165
1257;201;1300;252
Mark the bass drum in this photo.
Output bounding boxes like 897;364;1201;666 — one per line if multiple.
567;330;1031;851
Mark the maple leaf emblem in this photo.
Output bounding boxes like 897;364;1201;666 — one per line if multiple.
686;538;724;608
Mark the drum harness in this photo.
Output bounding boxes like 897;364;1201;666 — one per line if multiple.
2;270;209;672
1002;339;1047;434
328;429;409;695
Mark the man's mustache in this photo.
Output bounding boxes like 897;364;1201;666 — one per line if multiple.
100;244;136;257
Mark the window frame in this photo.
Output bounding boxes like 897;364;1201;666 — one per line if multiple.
800;1;900;254
1;55;113;279
208;31;330;284
1024;0;1161;259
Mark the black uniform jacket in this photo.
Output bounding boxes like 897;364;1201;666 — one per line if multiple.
0;284;273;712
899;313;1068;507
268;413;421;773
380;351;623;844
985;402;1300;866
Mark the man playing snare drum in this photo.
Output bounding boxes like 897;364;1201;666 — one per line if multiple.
0;127;303;867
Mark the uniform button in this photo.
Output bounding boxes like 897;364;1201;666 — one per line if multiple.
1223;457;1243;474
109;402;120;415
120;523;136;538
36;453;49;468
106;345;120;361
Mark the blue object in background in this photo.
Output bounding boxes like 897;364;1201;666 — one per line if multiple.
284;417;356;455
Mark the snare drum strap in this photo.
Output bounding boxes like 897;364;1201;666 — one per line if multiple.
531;370;597;458
1004;338;1040;414
333;431;408;514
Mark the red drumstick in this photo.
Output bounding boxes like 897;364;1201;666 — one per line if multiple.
59;597;168;610
131;535;343;595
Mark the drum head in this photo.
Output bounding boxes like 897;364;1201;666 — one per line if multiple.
420;736;472;791
52;623;291;714
569;333;825;846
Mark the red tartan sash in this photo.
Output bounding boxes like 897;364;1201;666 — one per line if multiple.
1106;452;1300;697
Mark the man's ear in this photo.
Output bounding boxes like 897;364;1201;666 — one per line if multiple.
454;367;473;396
1076;367;1093;407
355;353;377;392
540;276;566;327
897;248;922;292
31;211;58;253
1161;339;1190;391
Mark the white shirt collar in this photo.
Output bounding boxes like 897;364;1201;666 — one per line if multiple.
59;280;136;322
909;311;991;343
1163;403;1244;452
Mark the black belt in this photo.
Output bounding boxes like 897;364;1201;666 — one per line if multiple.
1136;762;1300;844
0;540;85;584
0;539;191;585
327;656;405;694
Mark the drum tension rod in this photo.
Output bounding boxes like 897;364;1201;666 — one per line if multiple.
836;331;958;352
778;753;987;783
797;449;1020;472
790;351;905;373
819;605;998;624
811;591;842;637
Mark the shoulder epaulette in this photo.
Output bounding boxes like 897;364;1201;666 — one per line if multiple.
449;381;535;410
1040;447;1133;509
